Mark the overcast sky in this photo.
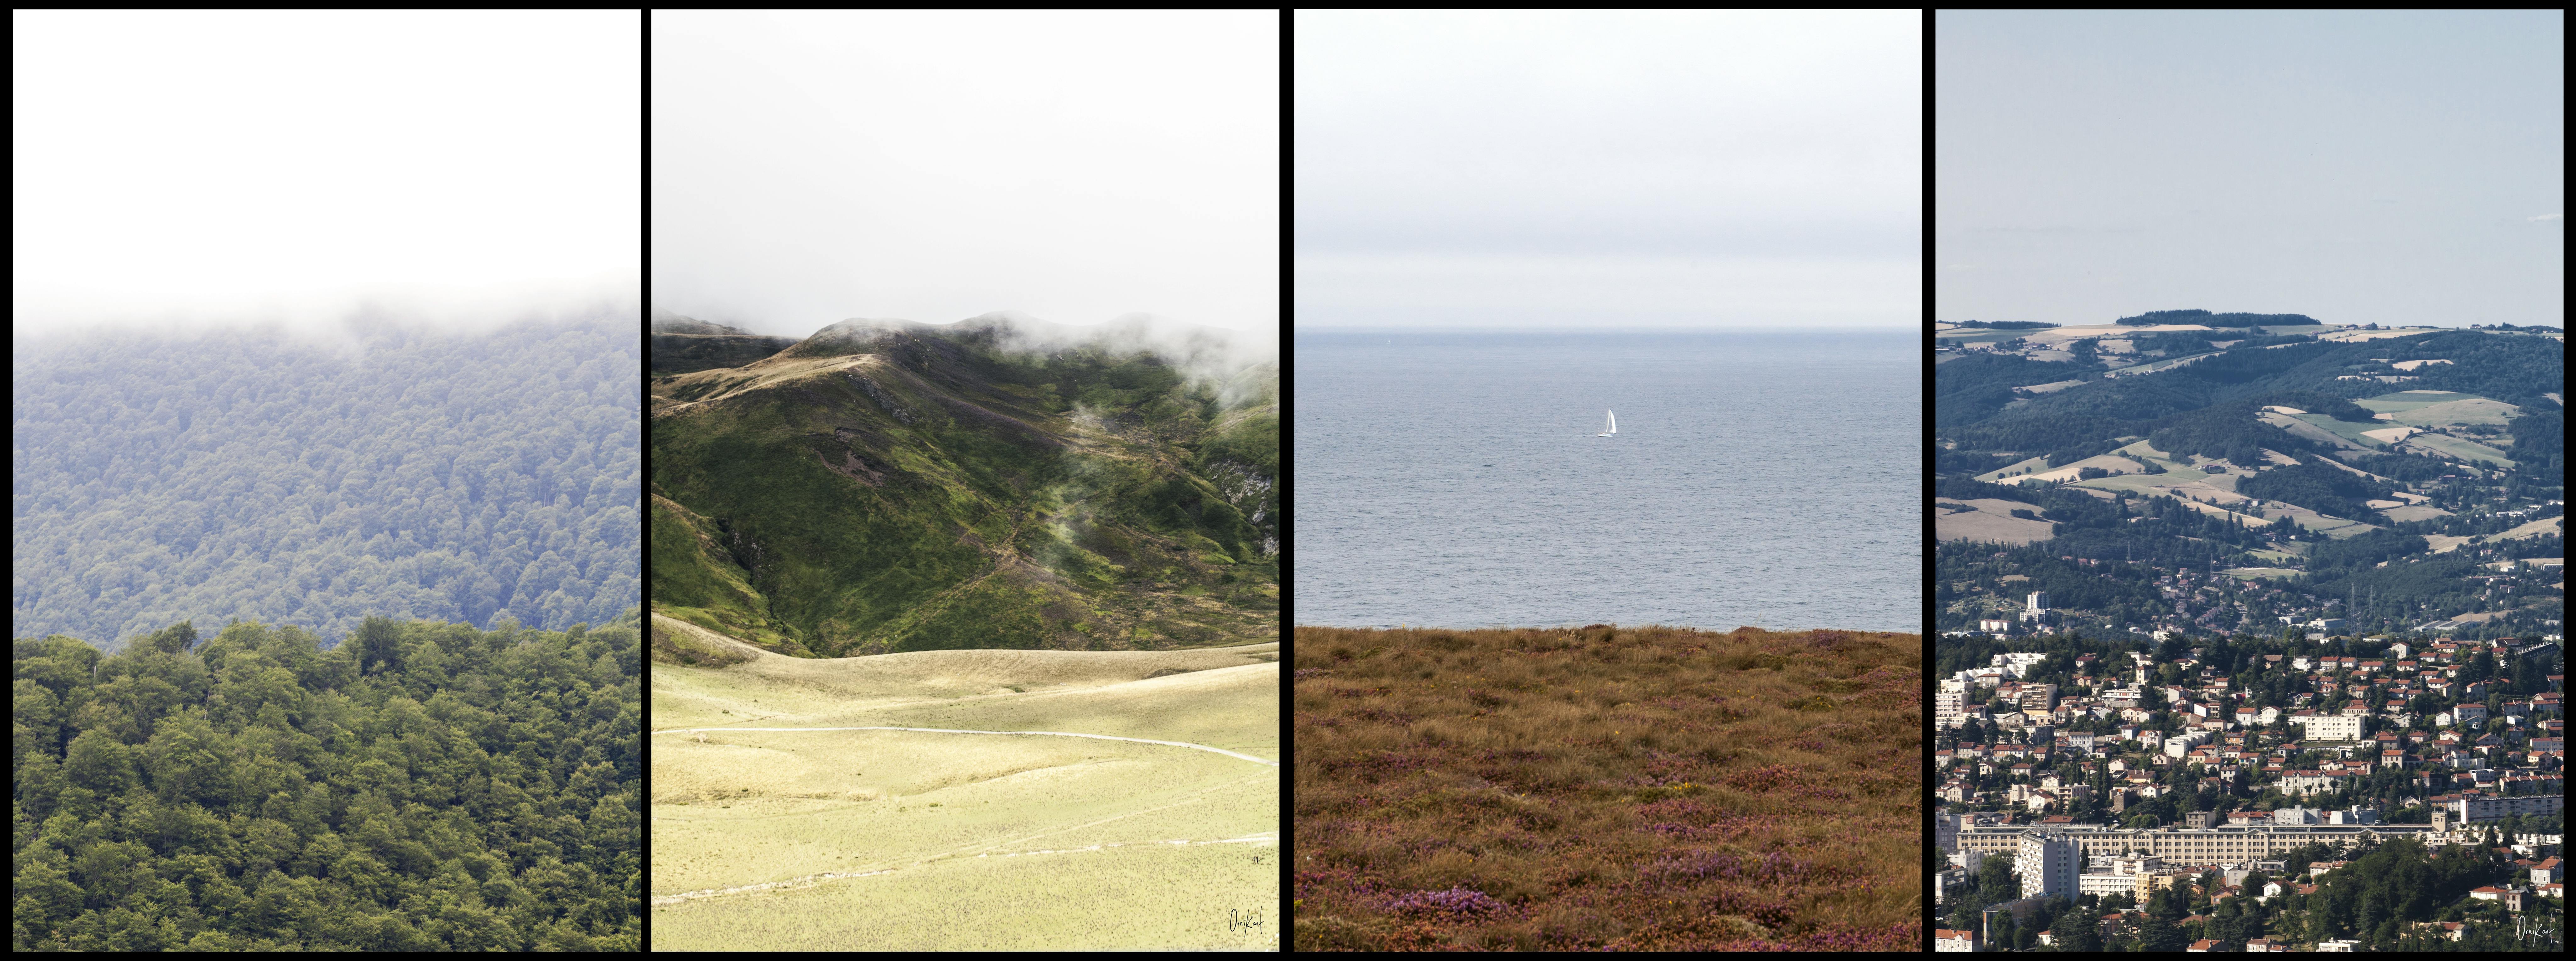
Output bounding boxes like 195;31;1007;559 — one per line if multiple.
12;11;640;334
1295;10;1919;331
652;11;1279;340
1938;10;2563;328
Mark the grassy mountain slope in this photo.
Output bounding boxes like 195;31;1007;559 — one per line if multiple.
650;315;1278;657
649;313;799;375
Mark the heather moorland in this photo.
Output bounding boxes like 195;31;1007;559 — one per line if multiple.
1292;625;1923;951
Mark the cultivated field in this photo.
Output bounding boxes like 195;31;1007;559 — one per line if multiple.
1936;498;2057;545
651;614;1280;950
2401;432;2518;468
1292;625;1921;951
2356;390;2522;427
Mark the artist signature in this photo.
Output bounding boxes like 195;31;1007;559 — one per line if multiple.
1229;907;1263;934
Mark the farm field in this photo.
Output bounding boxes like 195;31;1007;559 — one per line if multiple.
1936;498;2057;545
2314;326;2448;342
1292;625;1921;951
2380;504;2455;523
2252;501;2377;539
651;614;1280;950
1935;326;2052;344
2259;409;2374;450
2223;567;2300;581
2401;433;2517;469
2489;517;2565;543
1976;455;2057;483
2355;390;2521;426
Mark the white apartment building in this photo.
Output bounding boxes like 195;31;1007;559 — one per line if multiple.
2293;714;2363;741
1994;651;2050;677
1957;824;2446;863
2443;793;2565;823
2019;830;2081;902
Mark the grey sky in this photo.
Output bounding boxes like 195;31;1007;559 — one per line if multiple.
1937;10;2563;327
652;11;1279;340
1295;10;1920;330
12;11;640;333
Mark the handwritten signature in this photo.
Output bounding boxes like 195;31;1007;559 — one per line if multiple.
1228;908;1263;934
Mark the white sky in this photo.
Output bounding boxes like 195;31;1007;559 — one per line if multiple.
1295;10;1920;330
12;11;642;333
1938;10;2563;327
652;11;1280;339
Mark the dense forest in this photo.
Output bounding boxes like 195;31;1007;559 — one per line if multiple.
13;611;641;950
2115;308;2322;327
2235;457;2398;522
13;318;641;649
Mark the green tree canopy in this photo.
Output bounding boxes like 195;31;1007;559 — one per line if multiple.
13;609;641;950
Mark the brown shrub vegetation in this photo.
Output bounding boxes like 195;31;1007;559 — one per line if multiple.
1291;625;1922;951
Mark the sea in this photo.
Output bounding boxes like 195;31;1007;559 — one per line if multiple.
1293;329;1919;633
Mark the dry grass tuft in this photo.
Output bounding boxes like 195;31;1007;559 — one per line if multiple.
1291;625;1921;952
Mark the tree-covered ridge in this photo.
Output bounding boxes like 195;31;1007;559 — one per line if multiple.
13;610;641;951
12;317;641;650
2115;308;2321;327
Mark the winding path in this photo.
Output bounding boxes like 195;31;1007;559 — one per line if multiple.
652;725;1278;767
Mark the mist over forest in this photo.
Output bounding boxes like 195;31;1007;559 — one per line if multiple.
13;316;641;649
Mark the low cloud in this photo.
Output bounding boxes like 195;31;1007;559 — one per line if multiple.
2531;213;2563;221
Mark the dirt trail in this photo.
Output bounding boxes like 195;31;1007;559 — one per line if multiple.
651;725;1277;767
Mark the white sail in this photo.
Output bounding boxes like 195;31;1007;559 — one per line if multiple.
1598;410;1616;437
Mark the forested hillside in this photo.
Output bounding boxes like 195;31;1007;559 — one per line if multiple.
13;318;641;649
13;610;641;950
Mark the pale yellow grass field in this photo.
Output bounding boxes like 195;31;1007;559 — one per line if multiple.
2490;517;2564;542
2015;378;2088;394
650;614;1279;951
2006;454;2147;484
2252;502;2376;539
2317;327;2445;342
2172;496;2274;528
2390;359;2453;371
2022;323;2210;343
2361;427;2418;444
655;836;1277;951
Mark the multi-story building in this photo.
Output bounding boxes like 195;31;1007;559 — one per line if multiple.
1956;824;2450;863
2020;683;2059;712
2292;714;2363;741
2018;830;2080;902
2434;792;2564;823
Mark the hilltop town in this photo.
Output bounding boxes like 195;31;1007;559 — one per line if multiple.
1931;633;2563;951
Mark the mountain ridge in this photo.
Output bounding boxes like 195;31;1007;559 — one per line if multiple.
649;312;1278;659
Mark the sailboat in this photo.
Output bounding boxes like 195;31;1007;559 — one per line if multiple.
1596;410;1616;438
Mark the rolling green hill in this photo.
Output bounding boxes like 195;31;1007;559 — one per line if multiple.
649;315;1277;658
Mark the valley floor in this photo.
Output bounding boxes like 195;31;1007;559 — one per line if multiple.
649;614;1281;950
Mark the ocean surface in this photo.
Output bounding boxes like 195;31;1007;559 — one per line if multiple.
1294;330;1919;633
